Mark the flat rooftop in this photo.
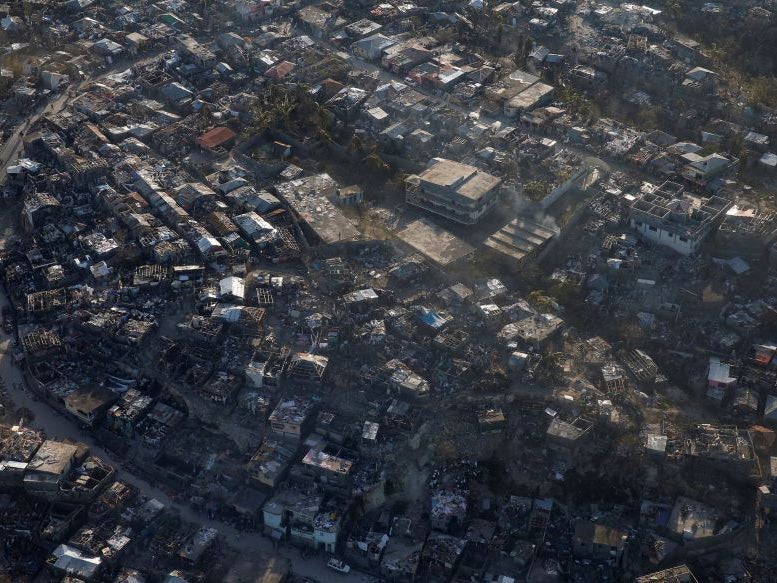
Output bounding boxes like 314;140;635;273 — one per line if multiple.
419;159;475;187
302;449;353;475
487;69;540;100
630;181;731;237
269;397;315;425
507;81;554;110
547;417;588;441
669;497;716;539
274;174;361;245
26;440;78;478
396;218;475;268
417;158;502;201
484;216;558;262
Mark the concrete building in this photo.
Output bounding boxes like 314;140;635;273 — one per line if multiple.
352;33;397;61
629;181;730;254
385;359;431;399
545;417;593;461
715;205;777;259
484;217;558;266
572;520;627;561
233;211;277;248
299;447;353;496
247;439;296;489
681;424;757;481
262;489;342;551
602;364;627;394
46;544;102;581
64;386;118;428
484;69;554;116
338;185;364;206
431;489;467;531
668;497;716;540
268;396;316;441
23;440;80;497
707;357;737;391
396;218;475;270
287;353;329;386
406;158;502;225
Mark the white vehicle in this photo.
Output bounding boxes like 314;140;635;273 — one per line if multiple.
327;558;351;574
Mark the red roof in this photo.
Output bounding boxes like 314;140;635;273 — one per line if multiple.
265;61;295;80
196;126;236;150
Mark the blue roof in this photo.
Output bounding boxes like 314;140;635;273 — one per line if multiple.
420;309;447;329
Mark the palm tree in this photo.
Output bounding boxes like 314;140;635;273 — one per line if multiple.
522;36;534;60
665;0;682;20
537;351;564;384
527;290;554;312
348;133;364;154
311;102;331;133
316;127;334;146
363;146;390;175
248;106;272;134
273;92;296;131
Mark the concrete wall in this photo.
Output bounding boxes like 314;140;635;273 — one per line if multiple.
540;165;590;210
631;219;698;255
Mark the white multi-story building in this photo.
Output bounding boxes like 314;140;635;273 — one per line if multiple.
263;490;343;552
629;181;730;255
268;396;315;441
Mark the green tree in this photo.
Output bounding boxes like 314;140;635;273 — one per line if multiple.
527;290;555;311
363;146;390;175
738;150;751;178
666;0;682;20
748;77;777;108
522;36;534;60
536;351;565;384
348;133;364;154
523;181;549;201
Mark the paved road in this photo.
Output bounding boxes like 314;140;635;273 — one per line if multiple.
0;289;370;581
0;88;74;176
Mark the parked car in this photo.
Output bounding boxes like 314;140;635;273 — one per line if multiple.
327;558;351;574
